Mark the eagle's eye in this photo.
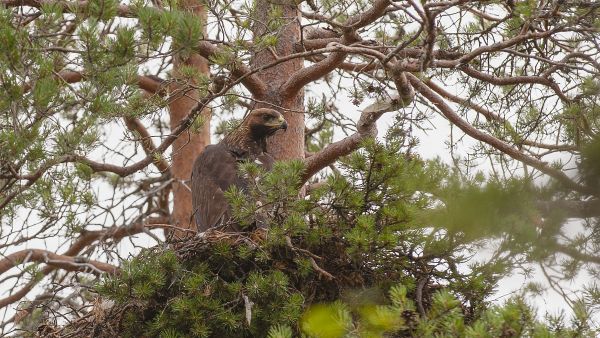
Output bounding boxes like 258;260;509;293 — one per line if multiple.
262;114;271;121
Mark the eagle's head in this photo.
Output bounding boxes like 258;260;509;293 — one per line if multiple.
247;108;288;139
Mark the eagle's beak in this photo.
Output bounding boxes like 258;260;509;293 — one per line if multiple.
277;116;288;131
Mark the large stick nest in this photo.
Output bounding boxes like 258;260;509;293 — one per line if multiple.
34;229;420;338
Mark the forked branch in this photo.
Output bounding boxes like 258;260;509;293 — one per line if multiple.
0;217;169;310
282;0;391;99
406;73;591;195
302;86;414;183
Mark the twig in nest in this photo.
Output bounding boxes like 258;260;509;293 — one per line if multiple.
309;257;335;280
146;223;197;235
285;236;322;260
416;277;427;317
285;236;333;280
242;293;254;325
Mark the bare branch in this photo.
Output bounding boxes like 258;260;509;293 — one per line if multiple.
281;0;390;99
302;93;412;182
425;79;577;152
343;0;390;31
456;29;560;66
302;131;365;183
123;117;170;173
281;42;351;99
406;73;591;195
0;250;118;276
194;41;268;98
0;217;169;310
459;66;570;102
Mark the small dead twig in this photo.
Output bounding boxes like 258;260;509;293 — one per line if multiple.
285;236;333;280
309;257;335;280
416;277;427;317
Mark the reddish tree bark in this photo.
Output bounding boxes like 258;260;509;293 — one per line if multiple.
168;0;211;237
251;0;305;161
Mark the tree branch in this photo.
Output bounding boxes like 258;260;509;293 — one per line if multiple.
194;41;267;98
425;79;577;152
0;86;214;209
23;71;164;95
0;250;118;276
123;117;170;173
343;0;390;30
281;0;390;99
459;66;570;102
537;199;600;218
0;216;169;311
456;29;560;66
553;243;600;265
302;91;413;183
1;0;134;17
281;41;352;99
406;73;591;195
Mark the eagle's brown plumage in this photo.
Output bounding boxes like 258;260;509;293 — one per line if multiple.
191;108;287;232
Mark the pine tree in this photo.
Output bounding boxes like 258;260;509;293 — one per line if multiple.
1;0;600;336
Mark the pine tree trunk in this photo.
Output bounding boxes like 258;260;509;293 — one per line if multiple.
168;0;210;237
251;0;305;161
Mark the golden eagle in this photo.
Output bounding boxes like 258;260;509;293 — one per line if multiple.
191;108;288;232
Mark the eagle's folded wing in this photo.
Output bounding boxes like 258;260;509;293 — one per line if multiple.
191;144;238;232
